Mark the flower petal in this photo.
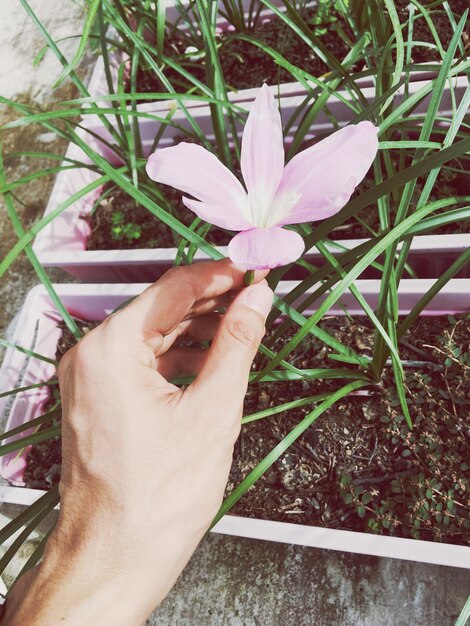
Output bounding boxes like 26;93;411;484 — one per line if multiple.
271;122;378;226
182;197;252;231
228;227;305;270
240;84;285;228
146;143;252;230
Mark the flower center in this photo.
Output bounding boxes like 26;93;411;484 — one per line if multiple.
256;190;302;228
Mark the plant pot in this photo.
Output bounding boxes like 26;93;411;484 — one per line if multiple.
88;0;449;119
81;0;464;177
1;279;469;567
33;74;470;282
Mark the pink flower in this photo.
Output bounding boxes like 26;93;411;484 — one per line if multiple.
146;84;378;269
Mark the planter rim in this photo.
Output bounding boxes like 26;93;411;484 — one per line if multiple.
0;485;468;568
108;64;446;115
3;278;470;299
35;233;470;266
82;71;466;127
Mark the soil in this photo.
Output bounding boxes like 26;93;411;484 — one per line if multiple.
230;314;470;544
135;7;352;94
23;313;470;545
23;322;97;489
84;182;231;250
132;1;469;95
394;0;470;65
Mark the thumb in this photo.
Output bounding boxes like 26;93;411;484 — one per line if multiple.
190;280;273;406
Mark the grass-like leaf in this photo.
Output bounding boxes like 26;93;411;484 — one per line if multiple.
53;0;102;87
212;379;367;525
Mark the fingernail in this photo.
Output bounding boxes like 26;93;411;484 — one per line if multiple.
241;283;274;318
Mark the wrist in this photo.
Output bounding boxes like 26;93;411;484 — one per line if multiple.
4;511;165;626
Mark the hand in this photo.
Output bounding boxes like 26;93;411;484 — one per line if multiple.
5;260;273;626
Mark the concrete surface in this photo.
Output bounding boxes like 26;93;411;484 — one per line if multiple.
0;0;86;103
151;534;469;625
0;2;469;624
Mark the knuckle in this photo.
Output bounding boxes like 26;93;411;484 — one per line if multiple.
159;266;197;300
72;335;93;364
162;266;181;282
225;317;262;351
163;265;190;286
57;347;74;381
68;329;102;370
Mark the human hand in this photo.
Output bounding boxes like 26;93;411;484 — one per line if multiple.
5;260;273;626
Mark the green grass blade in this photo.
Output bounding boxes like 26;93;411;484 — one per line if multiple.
387;314;412;428
0;380;58;401
211;379;367;525
0;338;57;365
0;427;61;457
398;247;470;340
380;0;405;113
0;408;61;442
406;204;470;236
316;241;402;372
455;595;470;626
0;486;59;545
0;497;57;577
53;0;101;87
174;368;370;386
242;393;330;424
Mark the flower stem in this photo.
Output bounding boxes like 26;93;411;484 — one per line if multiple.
244;270;255;286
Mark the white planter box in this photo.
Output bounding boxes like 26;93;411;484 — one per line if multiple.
1;280;469;568
88;0;444;119
83;0;459;157
33;74;470;282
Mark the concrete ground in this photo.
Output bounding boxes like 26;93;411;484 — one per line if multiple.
0;2;469;624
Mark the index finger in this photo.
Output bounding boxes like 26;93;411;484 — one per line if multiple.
110;259;268;342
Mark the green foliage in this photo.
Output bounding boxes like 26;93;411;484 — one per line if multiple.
338;355;470;541
455;595;470;626
309;0;343;35
110;210;143;242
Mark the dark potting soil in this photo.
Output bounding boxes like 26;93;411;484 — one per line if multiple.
84;183;232;250
133;1;469;96
23;322;97;490
394;0;470;65
231;314;470;544
23;313;470;545
135;7;352;94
